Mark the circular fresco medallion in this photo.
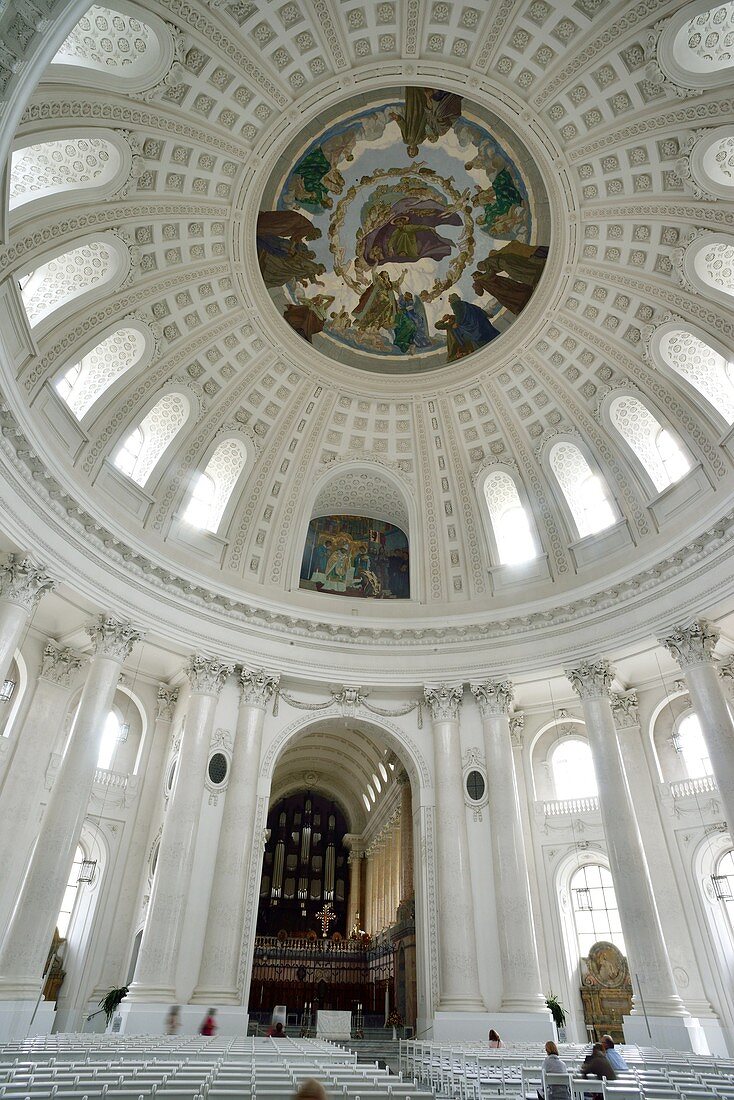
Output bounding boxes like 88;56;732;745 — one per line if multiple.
257;87;551;374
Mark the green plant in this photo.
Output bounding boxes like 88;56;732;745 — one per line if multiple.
99;986;129;1025
545;992;566;1028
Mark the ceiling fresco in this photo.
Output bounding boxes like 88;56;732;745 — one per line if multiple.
258;87;551;374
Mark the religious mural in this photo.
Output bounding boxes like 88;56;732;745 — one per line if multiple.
300;515;409;599
257;87;549;372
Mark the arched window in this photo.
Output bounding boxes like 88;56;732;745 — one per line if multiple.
674;712;712;778
483;470;536;564
713;849;734;919
657;328;734;424
673;1;734;75
56;844;86;937
549;442;616;537
363;793;371;813
97;710;123;771
569;864;625;957
52;5;157;75
692;237;734;300
550;738;598;800
113;392;189;486
20;239;123;328
182;438;248;532
10;137;121;211
609;396;690;492
55;327;147;419
691;127;734;198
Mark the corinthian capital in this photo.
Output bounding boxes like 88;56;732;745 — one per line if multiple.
470;679;514;717
566;659;614;699
240;667;279;709
660;620;719;669
424;683;463;722
185;654;233;696
610;690;639;728
0;555;55;613
87;614;143;661
156;685;179;721
39;641;83;687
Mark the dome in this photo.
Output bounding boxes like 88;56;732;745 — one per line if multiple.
0;0;733;681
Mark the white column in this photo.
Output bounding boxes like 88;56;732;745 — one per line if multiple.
0;615;142;1001
661;621;734;837
0;556;54;686
391;819;401;923
424;684;484;1011
0;642;83;931
398;771;414;903
364;849;374;933
192;667;278;1004
129;654;232;1002
470;679;546;1013
94;685;179;990
344;838;363;933
566;660;687;1018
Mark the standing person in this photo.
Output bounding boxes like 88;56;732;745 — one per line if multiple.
488;1029;503;1047
199;1008;217;1036
538;1041;571;1100
164;1005;180;1035
600;1036;628;1071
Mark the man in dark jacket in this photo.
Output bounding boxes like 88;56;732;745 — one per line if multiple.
580;1044;616;1099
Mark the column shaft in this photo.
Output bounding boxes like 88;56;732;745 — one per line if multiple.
0;616;141;999
346;851;362;933
130;655;232;1001
193;669;276;1003
471;681;546;1012
0;644;82;932
364;851;374;933
425;684;484;1011
568;661;686;1017
399;776;414;901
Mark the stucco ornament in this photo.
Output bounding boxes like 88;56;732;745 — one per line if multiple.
39;642;83;687
156;685;179;721
239;667;280;708
610;690;639;728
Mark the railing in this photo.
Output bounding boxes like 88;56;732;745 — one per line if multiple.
93;767;129;790
540;795;599;816
669;774;717;799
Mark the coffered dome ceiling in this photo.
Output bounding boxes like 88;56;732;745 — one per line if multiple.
0;0;732;678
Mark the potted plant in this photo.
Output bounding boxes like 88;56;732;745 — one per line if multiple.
99;986;129;1028
386;1009;403;1041
545;992;567;1040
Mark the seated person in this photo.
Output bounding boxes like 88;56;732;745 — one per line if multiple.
601;1035;628;1071
580;1043;616;1100
538;1040;571;1100
488;1028;503;1047
268;1020;286;1038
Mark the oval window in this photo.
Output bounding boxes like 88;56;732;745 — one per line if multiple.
466;769;486;802
208;751;228;786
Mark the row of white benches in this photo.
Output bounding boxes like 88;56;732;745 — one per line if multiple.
0;1037;433;1100
398;1041;734;1099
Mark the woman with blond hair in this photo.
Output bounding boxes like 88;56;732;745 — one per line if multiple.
539;1040;571;1100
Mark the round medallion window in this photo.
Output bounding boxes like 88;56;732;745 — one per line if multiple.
257;86;550;374
466;769;486;802
208;751;228;786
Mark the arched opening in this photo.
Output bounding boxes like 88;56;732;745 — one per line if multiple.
113;391;190;487
550;737;598;801
249;717;426;1037
608;395;691;492
482;468;537;565
548;441;616;538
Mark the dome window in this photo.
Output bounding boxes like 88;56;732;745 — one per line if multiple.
550;737;597;801
182;438;248;533
609;396;690;492
54;327;147;420
483;470;537;565
673;1;734;75
10;137;121;211
19;239;122;328
657;328;734;424
113;393;189;487
549;442;616;538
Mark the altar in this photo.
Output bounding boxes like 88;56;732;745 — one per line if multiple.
316;1010;352;1040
